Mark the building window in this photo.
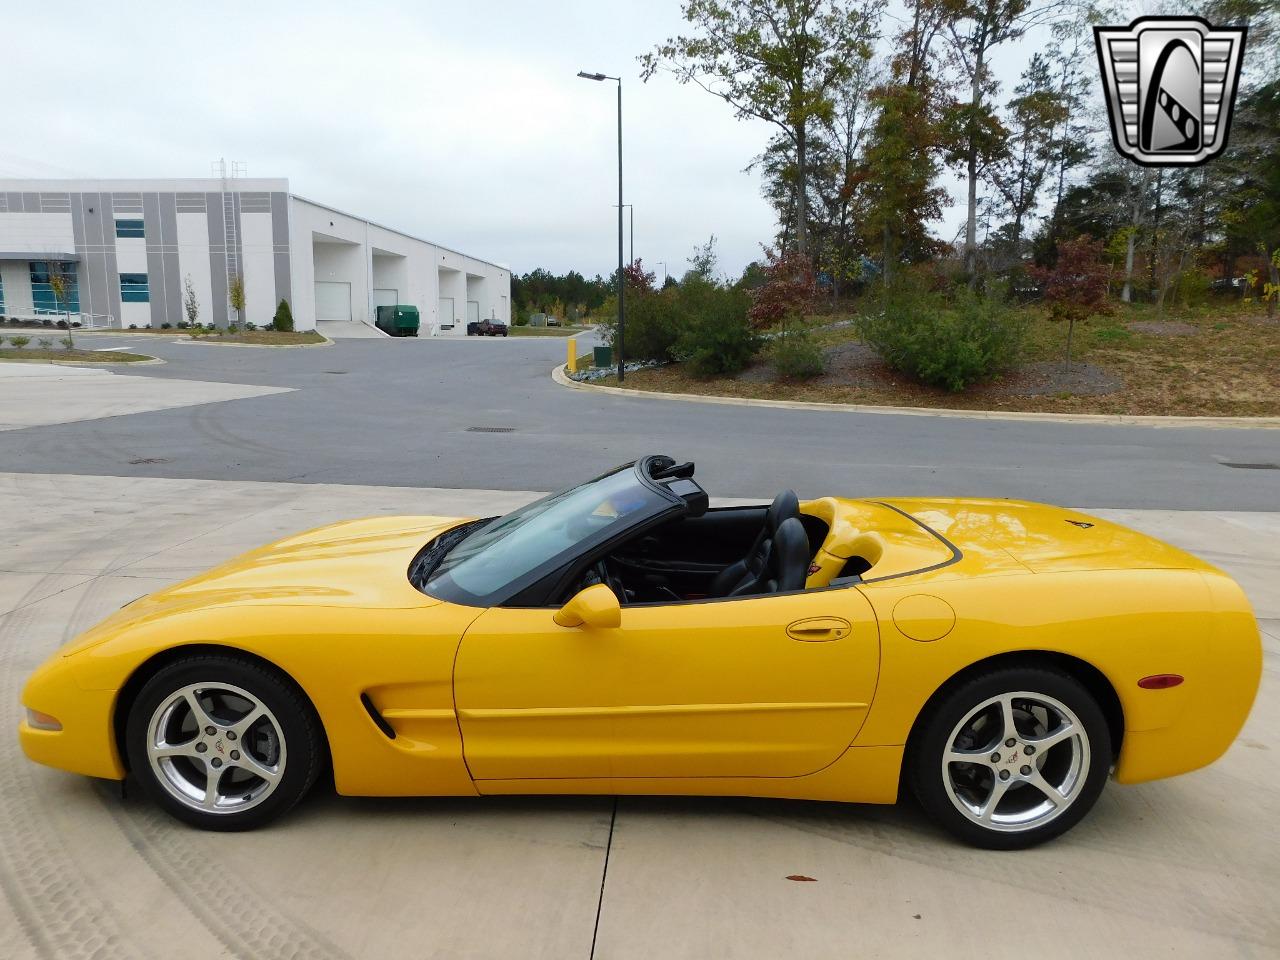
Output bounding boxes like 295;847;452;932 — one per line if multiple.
29;262;80;315
0;272;5;316
115;219;145;239
120;273;150;303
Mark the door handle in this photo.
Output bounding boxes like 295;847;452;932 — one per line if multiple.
786;617;852;642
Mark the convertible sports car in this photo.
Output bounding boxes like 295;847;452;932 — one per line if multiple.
19;456;1262;848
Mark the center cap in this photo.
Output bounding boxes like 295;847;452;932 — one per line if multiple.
1005;747;1024;769
214;740;225;755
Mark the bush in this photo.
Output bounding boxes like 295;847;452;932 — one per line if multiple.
513;312;529;327
227;322;240;334
273;299;294;332
857;288;1024;392
177;321;188;329
674;276;758;377
38;338;52;349
9;336;30;349
128;324;138;330
160;322;172;329
60;337;74;351
56;320;68;329
770;327;826;380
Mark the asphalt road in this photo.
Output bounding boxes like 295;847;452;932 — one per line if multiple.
1;332;1277;509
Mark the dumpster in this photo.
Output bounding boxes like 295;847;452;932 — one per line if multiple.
375;305;420;337
593;346;613;368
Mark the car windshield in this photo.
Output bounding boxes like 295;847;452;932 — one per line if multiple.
420;464;670;605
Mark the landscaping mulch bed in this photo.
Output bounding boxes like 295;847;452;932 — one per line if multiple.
0;348;153;363
193;331;326;345
612;306;1279;417
1128;321;1199;336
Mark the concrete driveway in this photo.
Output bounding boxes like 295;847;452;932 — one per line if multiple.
1;472;1276;960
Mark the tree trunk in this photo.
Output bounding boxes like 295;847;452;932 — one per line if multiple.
964;47;985;288
882;224;893;287
1268;253;1279;318
1122;230;1136;303
1064;318;1074;373
795;125;809;258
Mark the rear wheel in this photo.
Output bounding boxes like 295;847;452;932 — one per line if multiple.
125;655;324;831
908;666;1111;849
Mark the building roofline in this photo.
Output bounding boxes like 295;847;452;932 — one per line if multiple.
0;177;289;192
288;192;509;273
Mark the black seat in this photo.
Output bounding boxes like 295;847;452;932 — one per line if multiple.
764;517;810;593
709;490;800;597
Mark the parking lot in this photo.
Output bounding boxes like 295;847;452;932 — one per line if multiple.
1;336;1278;958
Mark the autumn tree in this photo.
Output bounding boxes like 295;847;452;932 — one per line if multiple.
642;0;882;258
1032;235;1110;370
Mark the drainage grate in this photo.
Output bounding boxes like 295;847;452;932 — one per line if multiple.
1220;461;1280;470
466;426;515;433
128;457;170;465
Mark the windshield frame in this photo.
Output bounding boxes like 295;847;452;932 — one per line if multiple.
414;458;687;607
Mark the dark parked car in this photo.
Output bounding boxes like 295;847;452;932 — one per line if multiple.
467;319;508;337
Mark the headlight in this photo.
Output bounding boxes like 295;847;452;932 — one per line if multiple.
24;708;62;731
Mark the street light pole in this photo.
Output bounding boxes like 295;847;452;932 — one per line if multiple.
579;70;625;382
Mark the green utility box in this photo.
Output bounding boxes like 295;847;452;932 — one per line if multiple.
593;346;613;368
375;305;420;337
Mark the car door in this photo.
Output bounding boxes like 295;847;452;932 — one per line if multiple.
452;586;880;784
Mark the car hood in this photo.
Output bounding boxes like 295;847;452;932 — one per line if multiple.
62;515;469;656
880;498;1210;574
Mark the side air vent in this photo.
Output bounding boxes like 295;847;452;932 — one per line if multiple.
360;693;397;740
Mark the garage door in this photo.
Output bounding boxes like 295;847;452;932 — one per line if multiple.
374;288;399;308
314;282;351;322
438;297;455;329
467;300;480;324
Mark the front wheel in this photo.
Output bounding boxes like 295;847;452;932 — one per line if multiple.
908;666;1112;849
125;655;325;831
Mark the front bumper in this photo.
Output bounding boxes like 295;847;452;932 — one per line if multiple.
18;654;125;781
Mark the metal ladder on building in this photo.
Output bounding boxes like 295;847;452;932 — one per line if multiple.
212;158;245;323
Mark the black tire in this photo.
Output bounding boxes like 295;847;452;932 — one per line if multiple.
907;666;1112;850
125;654;325;831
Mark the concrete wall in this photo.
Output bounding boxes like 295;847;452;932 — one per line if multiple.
1;180;508;335
288;194;509;336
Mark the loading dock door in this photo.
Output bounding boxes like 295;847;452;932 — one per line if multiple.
374;288;399;308
315;282;352;322
439;297;455;329
467;300;480;324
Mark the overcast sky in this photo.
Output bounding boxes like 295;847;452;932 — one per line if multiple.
4;0;1067;280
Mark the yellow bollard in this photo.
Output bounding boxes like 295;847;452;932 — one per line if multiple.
567;339;578;373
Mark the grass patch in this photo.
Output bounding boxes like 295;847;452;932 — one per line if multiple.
0;348;154;363
602;301;1280;418
193;330;327;345
510;325;591;337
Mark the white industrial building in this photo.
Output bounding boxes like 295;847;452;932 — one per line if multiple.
0;178;510;335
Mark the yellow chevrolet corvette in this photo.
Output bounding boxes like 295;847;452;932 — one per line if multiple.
19;456;1262;848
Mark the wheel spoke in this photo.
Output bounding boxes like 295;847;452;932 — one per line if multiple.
230;705;266;740
946;748;995;768
1026;723;1076;753
231;751;281;785
152;742;201;761
183;689;219;731
998;695;1018;741
978;777;1012;822
1026;769;1067;806
201;768;221;809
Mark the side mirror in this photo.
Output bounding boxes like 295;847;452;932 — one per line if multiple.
553;584;621;630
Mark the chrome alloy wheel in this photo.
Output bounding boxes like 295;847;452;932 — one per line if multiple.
146;682;286;815
941;691;1090;833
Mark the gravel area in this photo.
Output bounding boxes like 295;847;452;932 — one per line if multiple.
1129;321;1200;336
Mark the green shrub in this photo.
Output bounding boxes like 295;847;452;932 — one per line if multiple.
513;312;529;326
38;338;53;349
1173;267;1212;307
273;299;295;332
60;337;75;351
770;327;826;380
160;322;172;329
9;335;30;350
674;276;758;377
598;289;681;362
857;288;1024;392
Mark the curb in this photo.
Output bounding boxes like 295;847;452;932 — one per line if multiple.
551;364;1280;430
177;333;334;349
0;355;164;367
